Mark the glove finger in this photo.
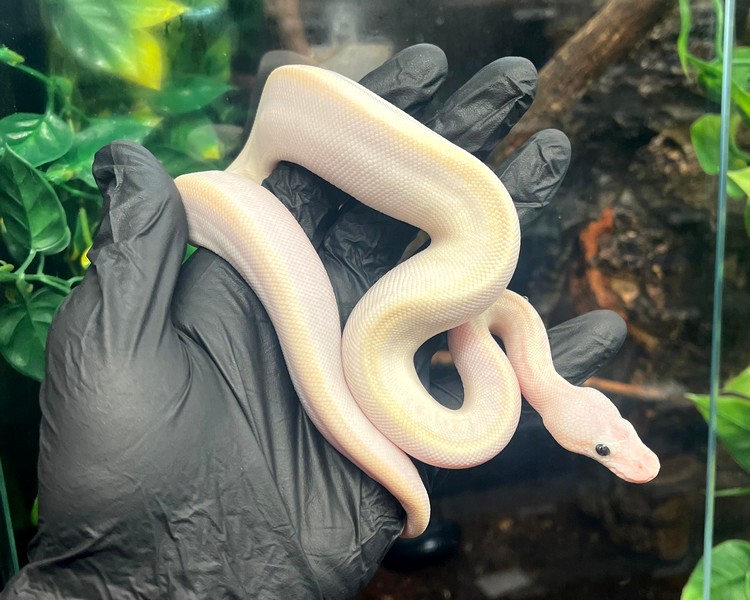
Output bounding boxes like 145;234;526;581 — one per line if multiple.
262;44;449;246
359;43;448;120
425;56;537;161
496;129;571;230
52;142;186;357
321;129;570;310
548;309;626;385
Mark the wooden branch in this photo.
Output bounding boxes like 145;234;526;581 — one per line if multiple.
488;0;673;167
584;377;686;403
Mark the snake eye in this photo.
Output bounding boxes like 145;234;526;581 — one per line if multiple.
595;444;610;457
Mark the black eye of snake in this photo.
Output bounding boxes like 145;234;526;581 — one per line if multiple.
595;444;610;457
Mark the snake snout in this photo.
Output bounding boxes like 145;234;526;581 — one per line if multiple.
617;447;660;483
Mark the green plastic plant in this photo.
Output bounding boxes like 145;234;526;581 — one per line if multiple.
683;360;750;596
681;539;750;599
0;0;240;382
680;1;750;597
681;368;750;599
679;0;750;236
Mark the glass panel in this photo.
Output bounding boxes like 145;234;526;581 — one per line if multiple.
1;0;745;598
692;0;750;598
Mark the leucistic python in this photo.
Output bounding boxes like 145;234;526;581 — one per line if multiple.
174;64;660;538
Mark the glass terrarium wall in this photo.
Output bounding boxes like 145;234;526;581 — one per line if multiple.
694;0;750;597
0;0;747;598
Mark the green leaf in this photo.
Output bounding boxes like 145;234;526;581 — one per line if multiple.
116;0;188;29
129;29;166;90
0;146;70;255
713;0;725;60
148;145;214;177
0;46;24;66
691;115;750;198
688;392;750;472
70;207;92;270
46;0;134;79
728;177;746;200
46;118;152;188
724;365;750;395
746;197;750;237
733;47;750;89
687;366;750;473
45;0;166;89
728;168;750;198
716;486;750;497
180;0;225;7
155;114;222;162
50;76;74;105
682;540;750;599
201;34;232;81
686;55;750;116
694;58;725;103
691;114;723;174
0;217;28;264
0;287;66;380
677;0;750;114
677;0;692;75
0;113;74;167
150;76;234;115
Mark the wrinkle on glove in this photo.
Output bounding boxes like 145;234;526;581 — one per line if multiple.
2;44;625;600
497;129;572;229
425;56;537;160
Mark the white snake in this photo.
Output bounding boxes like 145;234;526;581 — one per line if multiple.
174;65;660;538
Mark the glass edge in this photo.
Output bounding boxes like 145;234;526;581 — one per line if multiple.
702;0;737;596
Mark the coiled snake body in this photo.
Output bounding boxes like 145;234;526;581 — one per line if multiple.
175;65;660;538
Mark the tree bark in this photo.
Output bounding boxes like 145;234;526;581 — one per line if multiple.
489;0;674;167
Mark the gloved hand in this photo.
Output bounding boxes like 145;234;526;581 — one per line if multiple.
1;44;625;599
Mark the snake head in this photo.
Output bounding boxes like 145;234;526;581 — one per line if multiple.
545;387;660;484
588;416;660;483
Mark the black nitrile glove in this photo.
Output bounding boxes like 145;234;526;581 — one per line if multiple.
1;44;625;599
